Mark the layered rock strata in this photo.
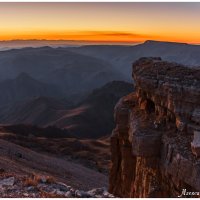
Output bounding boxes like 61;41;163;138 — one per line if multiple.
109;57;200;197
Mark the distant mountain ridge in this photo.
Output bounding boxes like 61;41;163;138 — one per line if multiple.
0;46;125;97
0;96;70;127
0;81;133;138
0;39;83;50
68;40;200;80
1;40;200;84
143;40;188;45
0;72;63;106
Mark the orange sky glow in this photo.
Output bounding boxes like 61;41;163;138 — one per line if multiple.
0;3;200;44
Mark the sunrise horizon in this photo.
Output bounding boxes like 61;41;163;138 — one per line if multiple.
0;37;200;45
1;3;200;45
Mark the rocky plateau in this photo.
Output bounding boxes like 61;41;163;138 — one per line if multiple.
109;57;200;198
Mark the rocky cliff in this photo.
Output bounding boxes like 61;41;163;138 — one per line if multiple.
109;57;200;198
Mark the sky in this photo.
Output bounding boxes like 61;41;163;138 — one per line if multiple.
0;2;200;44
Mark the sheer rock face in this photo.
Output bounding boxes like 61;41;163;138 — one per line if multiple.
109;57;200;198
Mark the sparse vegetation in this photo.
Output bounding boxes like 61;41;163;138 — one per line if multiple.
23;174;55;187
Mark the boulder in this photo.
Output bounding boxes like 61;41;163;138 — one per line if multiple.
0;177;15;187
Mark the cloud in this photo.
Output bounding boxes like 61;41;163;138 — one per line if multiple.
0;30;156;43
76;31;152;39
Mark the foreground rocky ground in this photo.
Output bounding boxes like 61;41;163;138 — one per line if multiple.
0;172;114;198
0;132;111;197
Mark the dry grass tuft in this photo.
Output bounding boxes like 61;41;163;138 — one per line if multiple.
23;174;55;187
23;176;39;187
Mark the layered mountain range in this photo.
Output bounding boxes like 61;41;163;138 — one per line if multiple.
0;80;133;138
0;40;200;138
69;40;200;79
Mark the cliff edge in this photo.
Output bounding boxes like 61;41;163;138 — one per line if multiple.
109;57;200;197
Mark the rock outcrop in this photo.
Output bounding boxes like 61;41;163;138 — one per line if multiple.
0;173;114;198
109;57;200;198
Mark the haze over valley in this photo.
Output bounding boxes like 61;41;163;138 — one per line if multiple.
0;41;199;138
1;40;200;139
